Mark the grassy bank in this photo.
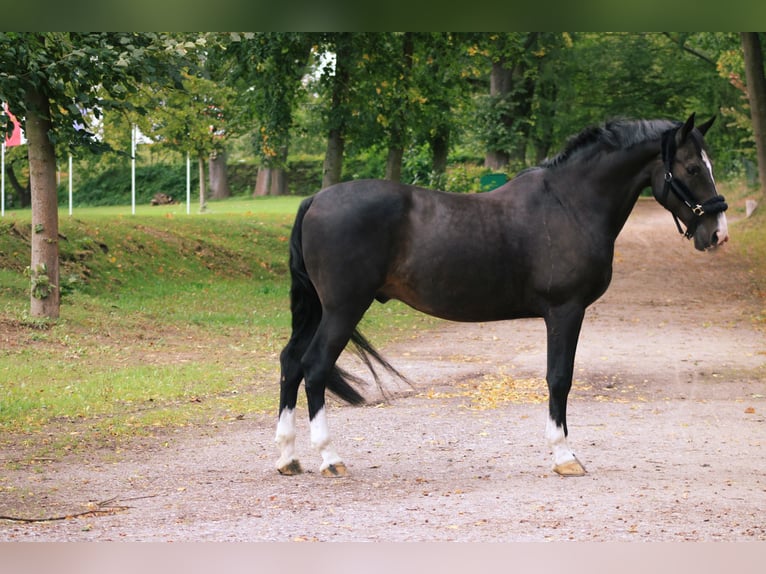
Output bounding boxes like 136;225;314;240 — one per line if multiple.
0;196;436;462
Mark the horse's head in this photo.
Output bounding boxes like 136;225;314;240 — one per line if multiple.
652;113;729;251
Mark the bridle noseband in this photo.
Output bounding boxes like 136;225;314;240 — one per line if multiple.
660;127;727;239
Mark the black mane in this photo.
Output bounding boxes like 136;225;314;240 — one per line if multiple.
541;118;679;169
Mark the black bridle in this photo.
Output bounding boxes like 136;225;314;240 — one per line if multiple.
660;127;727;239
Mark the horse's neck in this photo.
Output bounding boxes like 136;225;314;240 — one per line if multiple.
586;141;661;237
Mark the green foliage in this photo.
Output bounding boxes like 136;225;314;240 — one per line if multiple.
0;32;202;156
25;263;54;300
543;33;747;174
342;147;388;181
228;32;314;168
4;32;753;188
130;71;238;161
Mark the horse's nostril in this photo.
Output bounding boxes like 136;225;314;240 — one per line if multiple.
712;229;729;246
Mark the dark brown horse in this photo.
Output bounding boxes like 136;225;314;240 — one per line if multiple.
275;114;728;477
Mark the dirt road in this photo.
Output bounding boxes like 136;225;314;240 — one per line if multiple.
2;200;764;541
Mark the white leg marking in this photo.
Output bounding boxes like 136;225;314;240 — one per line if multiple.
546;416;577;469
310;407;343;471
275;408;298;469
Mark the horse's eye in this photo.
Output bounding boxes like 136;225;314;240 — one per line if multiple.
686;165;700;176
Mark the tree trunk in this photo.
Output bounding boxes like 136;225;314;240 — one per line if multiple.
484;33;539;170
254;166;288;196
321;33;353;189
254;145;289;196
485;60;513;170
5;163;31;207
322;128;344;189
198;155;207;212
384;33;415;183
254;168;270;196
533;74;557;165
430;126;449;187
208;150;231;199
385;147;404;182
741;32;766;199
507;34;539;166
25;88;60;319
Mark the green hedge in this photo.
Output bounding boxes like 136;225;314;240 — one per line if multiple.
59;155;493;207
59;163;200;207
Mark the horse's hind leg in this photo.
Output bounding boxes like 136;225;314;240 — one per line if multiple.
275;340;305;475
544;304;587;477
301;309;366;477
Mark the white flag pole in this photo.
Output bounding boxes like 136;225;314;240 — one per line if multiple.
186;152;191;215
68;154;73;217
1;142;5;218
131;124;136;215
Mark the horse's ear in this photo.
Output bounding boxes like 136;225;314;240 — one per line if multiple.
677;113;696;143
697;115;716;136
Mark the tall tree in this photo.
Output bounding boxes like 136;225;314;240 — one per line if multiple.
412;33;472;185
472;33;541;171
0;32;192;318
741;32;766;199
131;72;236;210
382;33;415;182
229;33;313;196
320;33;356;189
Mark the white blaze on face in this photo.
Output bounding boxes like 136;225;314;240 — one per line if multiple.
701;149;729;245
701;150;716;187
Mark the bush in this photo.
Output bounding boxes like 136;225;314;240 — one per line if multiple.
60;163;199;207
61;154;502;206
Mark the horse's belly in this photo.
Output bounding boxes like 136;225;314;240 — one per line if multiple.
379;251;612;322
378;279;541;323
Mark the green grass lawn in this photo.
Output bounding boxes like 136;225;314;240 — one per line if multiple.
56;195;306;218
0;195;437;462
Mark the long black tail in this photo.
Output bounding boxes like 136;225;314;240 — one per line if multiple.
287;196;408;405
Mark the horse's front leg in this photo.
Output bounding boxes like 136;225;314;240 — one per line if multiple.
544;304;587;476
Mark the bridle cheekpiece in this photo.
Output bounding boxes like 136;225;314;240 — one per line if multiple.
660;127;727;239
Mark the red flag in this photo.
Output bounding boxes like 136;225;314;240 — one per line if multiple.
3;103;22;147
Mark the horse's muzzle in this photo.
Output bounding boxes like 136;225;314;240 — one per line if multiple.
701;213;729;251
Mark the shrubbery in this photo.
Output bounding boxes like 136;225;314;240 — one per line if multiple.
57;153;496;207
58;163;200;207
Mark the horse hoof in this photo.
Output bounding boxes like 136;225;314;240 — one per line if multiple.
277;460;303;476
321;463;348;477
553;458;587;477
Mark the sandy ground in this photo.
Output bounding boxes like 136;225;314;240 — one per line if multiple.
1;200;764;542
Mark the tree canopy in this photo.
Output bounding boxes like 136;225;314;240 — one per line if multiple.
0;32;199;317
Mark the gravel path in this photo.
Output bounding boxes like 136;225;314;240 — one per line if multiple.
2;200;764;542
